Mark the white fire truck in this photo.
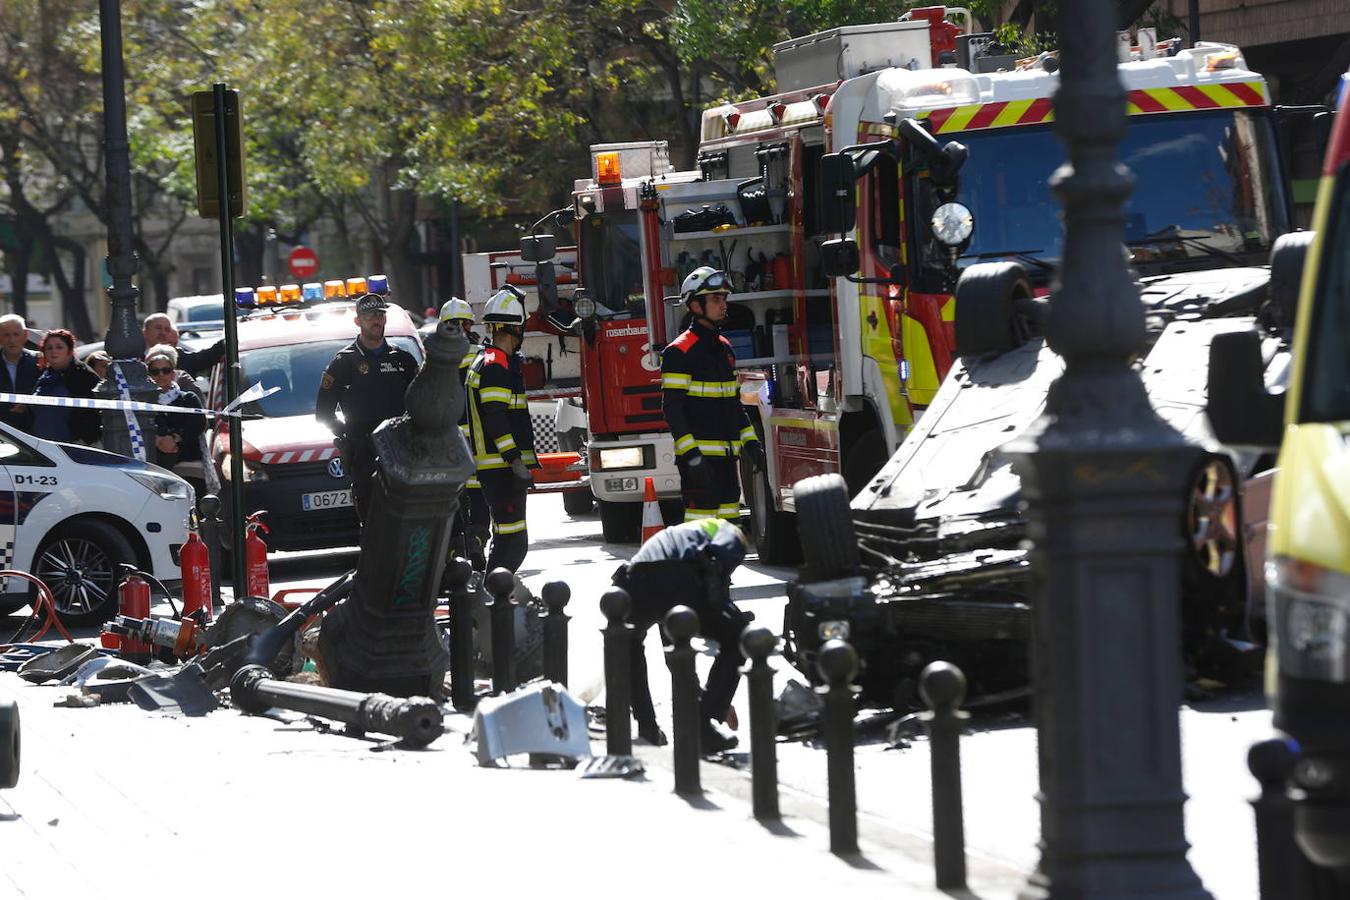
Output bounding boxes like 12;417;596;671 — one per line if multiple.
529;10;1290;556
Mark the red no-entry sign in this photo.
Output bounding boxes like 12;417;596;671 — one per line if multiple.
287;246;319;279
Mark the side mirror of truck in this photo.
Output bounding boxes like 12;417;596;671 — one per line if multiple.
536;261;559;313
520;234;557;263
820;153;857;235
1207;330;1284;451
820;238;860;278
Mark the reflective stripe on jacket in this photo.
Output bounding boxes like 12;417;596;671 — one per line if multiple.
466;345;536;470
661;320;753;458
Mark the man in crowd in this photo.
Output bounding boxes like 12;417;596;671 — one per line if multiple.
142;312;226;377
315;293;419;523
0;314;39;432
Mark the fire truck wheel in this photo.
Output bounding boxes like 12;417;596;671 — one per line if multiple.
33;519;136;627
953;262;1032;358
563;490;594;517
1181;455;1248;646
1267;231;1314;330
599;500;642;543
0;698;19;789
842;428;888;498
739;455;801;566
794;474;860;581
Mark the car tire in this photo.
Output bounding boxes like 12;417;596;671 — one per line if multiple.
0;698;18;789
794;474;860;581
33;519;137;626
740;454;801;565
599;500;641;543
1182;455;1247;638
562;490;594;517
1268;231;1314;330
954;262;1033;358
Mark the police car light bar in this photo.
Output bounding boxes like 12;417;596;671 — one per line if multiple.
234;274;392;309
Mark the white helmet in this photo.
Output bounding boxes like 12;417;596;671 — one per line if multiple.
439;297;474;323
680;266;731;306
482;285;527;326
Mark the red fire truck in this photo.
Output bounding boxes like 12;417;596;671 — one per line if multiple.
528;10;1289;559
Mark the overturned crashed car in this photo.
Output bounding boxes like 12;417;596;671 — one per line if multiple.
785;240;1308;704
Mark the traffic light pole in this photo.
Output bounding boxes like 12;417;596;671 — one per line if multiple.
211;82;247;595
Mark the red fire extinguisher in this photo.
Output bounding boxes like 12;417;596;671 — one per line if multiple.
117;567;151;661
245;511;270;600
179;511;212;622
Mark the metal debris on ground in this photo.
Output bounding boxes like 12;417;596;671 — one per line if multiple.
577;755;645;779
472;680;590;766
17;644;103;684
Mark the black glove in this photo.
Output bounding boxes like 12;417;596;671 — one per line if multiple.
742;440;765;473
684;452;709;487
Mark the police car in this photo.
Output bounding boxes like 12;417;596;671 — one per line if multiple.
206;282;424;551
0;422;192;625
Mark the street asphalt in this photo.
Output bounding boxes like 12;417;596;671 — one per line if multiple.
0;493;1269;898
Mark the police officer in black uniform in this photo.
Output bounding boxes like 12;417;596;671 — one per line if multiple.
662;266;765;522
612;517;752;752
315;293;419;523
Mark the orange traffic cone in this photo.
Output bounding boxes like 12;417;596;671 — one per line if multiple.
640;476;664;544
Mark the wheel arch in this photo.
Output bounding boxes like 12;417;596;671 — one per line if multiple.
840;402;883;469
35;512;153;573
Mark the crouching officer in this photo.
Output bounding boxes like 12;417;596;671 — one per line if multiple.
612;517;752;753
442;297;490;569
662;267;765;522
465;286;536;574
315;292;419;523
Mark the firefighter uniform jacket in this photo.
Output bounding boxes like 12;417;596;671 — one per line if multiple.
661;320;756;459
466;345;537;470
315;339;419;439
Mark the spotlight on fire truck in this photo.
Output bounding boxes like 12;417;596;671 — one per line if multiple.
931;202;974;246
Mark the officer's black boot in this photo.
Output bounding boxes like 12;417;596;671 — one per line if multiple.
700;717;738;754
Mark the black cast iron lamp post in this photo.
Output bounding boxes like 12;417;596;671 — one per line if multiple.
96;0;158;456
1004;3;1211;896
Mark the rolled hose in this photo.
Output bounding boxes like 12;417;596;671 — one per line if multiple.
243;570;354;669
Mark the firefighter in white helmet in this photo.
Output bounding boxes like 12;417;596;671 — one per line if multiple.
464;285;536;573
441;296;490;569
662;267;764;523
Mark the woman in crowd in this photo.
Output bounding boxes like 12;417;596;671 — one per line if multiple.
30;329;101;444
146;344;205;470
85;350;112;382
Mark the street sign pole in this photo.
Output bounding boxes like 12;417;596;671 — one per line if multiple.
210;83;247;596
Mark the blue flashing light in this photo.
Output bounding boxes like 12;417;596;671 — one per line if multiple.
1336;72;1349;112
234;287;256;308
302;282;324;302
368;274;390;295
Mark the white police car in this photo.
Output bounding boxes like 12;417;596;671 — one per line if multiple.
0;422;192;625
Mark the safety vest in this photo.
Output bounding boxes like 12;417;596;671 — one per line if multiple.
466;345;537;470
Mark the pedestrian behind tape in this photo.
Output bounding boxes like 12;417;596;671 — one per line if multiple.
661;267;765;523
31;329;101;445
611;517;752;753
0;314;39;433
465;286;537;574
315;292;419;523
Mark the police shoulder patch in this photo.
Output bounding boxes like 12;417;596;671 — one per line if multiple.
320;372;335;389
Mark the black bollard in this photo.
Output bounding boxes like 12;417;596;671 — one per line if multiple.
541;581;571;686
665;605;701;795
818;639;859;855
920;661;969;890
485;568;516;695
445;558;477;711
1247;737;1342;899
600;588;633;756
199;494;223;604
741;624;779;820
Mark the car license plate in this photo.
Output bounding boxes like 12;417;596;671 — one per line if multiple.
302;489;352;511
